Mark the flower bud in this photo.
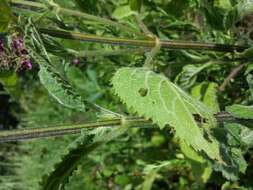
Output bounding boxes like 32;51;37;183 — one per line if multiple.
20;58;32;70
72;58;80;65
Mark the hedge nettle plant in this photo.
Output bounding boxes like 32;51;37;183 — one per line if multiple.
1;0;253;189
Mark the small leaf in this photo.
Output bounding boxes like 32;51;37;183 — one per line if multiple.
0;71;20;98
74;0;98;13
238;45;253;61
141;160;186;190
175;63;212;90
114;175;130;186
0;71;17;87
191;82;220;113
141;170;157;190
200;0;232;30
211;123;247;180
66;66;102;102
129;0;143;12
180;141;212;183
226;104;253;119
165;0;191;17
0;0;12;32
241;127;253;147
112;5;137;20
225;0;253;29
225;122;253;148
180;141;205;163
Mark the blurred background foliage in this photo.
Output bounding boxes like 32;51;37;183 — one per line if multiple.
0;0;253;189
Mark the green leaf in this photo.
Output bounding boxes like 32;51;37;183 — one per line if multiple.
211;123;247;180
114;175;130;185
66;66;102;102
0;71;20;98
39;65;86;112
112;5;137;20
214;0;232;9
175;63;212;90
229;147;247;174
180;141;212;183
40;133;94;190
241;127;253;147
40;126;129;190
112;67;222;162
224;122;253;148
0;71;17;87
180;141;205;163
165;0;191;17
200;0;232;30
226;104;253;119
129;0;143;12
24;19;86;112
239;46;253;63
74;0;98;13
141;170;157;190
0;0;12;32
225;0;253;29
141;160;186;190
191;82;220;113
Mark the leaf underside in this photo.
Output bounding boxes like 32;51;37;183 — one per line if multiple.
39;65;86;112
24;19;86;112
112;67;222;162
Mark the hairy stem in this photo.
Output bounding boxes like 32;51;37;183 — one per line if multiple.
10;0;249;52
75;48;150;57
9;0;145;37
0;117;150;142
39;28;248;52
0;112;247;142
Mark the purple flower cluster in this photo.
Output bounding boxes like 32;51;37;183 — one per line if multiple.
11;36;32;70
11;37;30;56
0;35;33;71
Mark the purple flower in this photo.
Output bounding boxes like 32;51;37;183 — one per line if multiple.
11;36;27;56
12;37;24;49
72;58;80;65
20;58;32;70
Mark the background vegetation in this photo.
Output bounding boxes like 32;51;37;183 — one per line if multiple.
0;0;253;189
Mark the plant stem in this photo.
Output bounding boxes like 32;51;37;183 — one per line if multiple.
219;63;246;91
10;0;248;52
9;0;145;37
39;28;248;52
0;117;151;142
75;48;149;57
0;112;247;142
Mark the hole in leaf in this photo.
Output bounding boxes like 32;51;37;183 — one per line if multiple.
193;114;207;124
138;88;148;97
